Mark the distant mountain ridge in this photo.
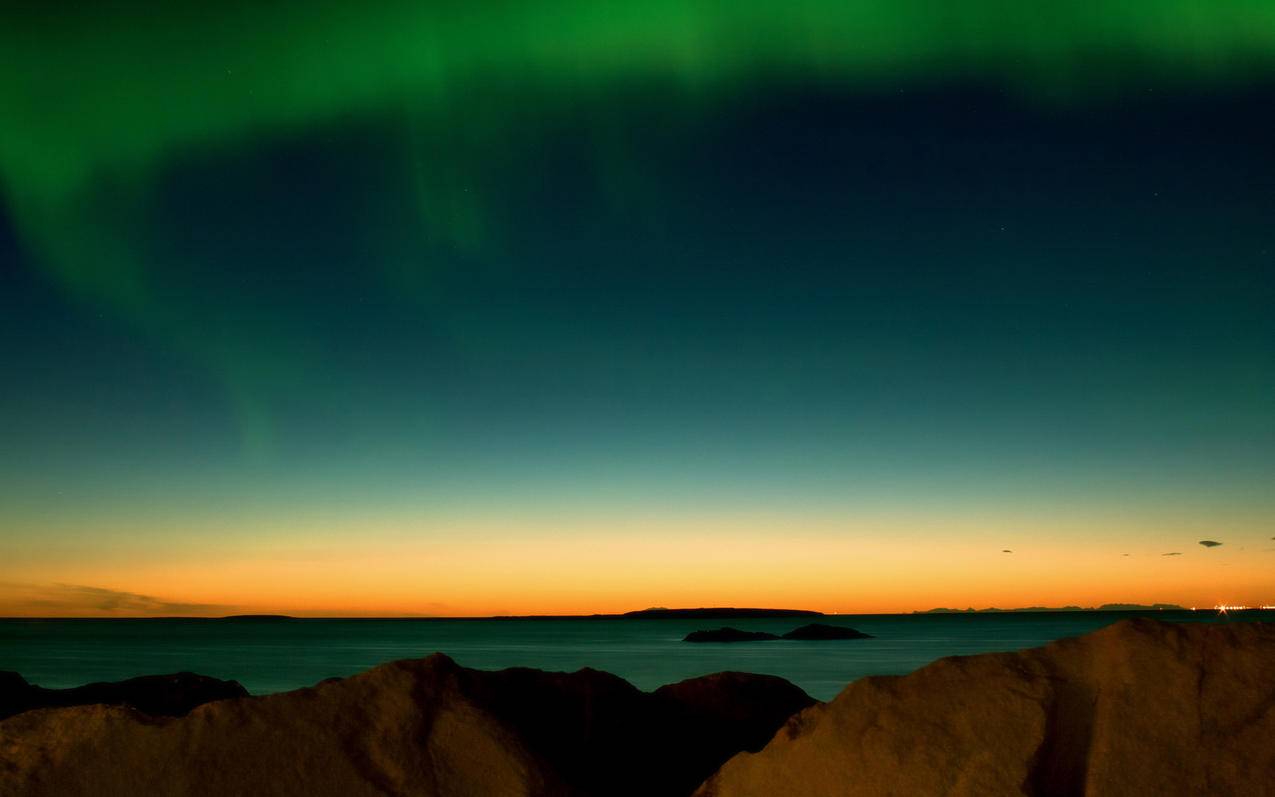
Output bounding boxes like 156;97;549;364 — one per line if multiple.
219;615;296;621
916;603;1185;614
483;608;825;620
625;608;823;619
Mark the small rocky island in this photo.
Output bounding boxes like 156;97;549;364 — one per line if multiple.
781;623;872;640
684;628;782;643
683;623;873;643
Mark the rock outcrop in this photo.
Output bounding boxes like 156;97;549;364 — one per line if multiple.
0;670;247;721
684;628;782;643
780;624;872;641
0;654;813;797
696;619;1275;796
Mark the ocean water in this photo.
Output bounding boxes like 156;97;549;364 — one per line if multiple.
1;610;1267;701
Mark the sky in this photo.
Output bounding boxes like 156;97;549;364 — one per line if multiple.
1;1;1273;616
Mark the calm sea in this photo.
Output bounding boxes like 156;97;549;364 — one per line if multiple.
1;610;1267;701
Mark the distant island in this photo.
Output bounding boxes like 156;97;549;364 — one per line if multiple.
916;603;1185;614
624;608;823;619
218;615;296;621
684;628;784;643
684;623;872;643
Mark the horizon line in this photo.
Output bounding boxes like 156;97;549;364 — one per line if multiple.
3;605;1258;621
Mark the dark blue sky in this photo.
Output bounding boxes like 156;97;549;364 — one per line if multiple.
5;84;1272;516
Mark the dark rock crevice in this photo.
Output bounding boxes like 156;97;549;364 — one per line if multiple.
1022;675;1097;797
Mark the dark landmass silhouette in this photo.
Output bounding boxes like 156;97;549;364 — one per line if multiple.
697;619;1275;796
781;623;872;640
684;628;782;643
0;670;246;721
3;621;1271;796
478;607;825;620
625;608;823;619
916;603;1185;614
1094;603;1187;611
219;614;296;620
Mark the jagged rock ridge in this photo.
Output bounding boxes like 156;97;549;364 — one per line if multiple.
0;670;247;721
0;654;812;797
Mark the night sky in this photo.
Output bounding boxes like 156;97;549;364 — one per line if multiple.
2;2;1273;615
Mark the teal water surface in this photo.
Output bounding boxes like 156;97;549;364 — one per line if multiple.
1;610;1266;701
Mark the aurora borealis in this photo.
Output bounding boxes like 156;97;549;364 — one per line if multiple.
2;2;1273;615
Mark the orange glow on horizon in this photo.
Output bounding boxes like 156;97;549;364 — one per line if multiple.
3;508;1272;617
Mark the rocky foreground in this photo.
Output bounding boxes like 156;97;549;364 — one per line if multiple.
1;619;1272;796
0;653;811;796
699;618;1275;796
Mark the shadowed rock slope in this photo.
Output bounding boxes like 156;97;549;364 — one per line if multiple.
696;619;1275;797
0;670;247;721
0;654;812;797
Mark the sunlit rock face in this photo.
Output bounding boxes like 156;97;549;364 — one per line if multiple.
0;654;812;797
695;619;1275;797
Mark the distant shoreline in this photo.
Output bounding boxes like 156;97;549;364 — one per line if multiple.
0;607;822;622
915;603;1187;614
2;605;1258;621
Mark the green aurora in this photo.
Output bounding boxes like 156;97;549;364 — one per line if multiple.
6;1;1275;452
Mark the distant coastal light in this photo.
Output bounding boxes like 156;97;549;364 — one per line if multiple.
1214;603;1252;613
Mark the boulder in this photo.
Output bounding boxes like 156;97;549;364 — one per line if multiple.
696;619;1275;796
